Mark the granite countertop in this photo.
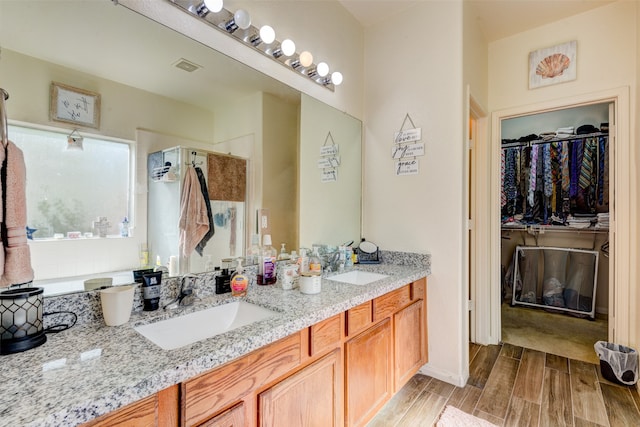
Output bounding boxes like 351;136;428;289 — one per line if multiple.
1;262;429;427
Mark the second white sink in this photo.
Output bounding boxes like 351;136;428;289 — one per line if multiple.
328;270;389;286
134;301;278;350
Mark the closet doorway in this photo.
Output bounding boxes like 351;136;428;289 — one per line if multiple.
499;103;610;363
487;88;632;363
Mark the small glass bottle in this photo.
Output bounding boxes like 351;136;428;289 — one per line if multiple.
309;248;322;274
247;234;261;265
257;234;277;285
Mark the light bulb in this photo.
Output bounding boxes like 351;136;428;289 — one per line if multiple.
331;71;343;86
234;9;251;30
317;62;329;77
299;51;313;67
259;25;275;44
204;0;223;13
281;39;296;57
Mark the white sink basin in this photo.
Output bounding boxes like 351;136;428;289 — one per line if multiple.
327;270;389;285
134;301;278;350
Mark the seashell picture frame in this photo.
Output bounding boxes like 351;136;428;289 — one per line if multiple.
528;40;577;89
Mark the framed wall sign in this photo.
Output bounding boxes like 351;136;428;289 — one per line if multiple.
50;82;101;129
529;41;577;89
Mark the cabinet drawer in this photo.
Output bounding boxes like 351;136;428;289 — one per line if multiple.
183;332;302;427
411;278;426;301
310;314;342;356
373;285;411;322
346;301;372;337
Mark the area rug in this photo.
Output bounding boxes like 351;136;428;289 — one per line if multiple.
436;406;497;427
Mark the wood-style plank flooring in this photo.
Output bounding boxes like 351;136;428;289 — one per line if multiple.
367;343;640;426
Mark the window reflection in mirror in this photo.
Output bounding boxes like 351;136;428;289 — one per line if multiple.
10;124;132;239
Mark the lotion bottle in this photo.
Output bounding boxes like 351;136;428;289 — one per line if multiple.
231;259;248;297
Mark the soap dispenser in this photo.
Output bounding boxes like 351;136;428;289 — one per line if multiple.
231;258;248;297
278;243;290;260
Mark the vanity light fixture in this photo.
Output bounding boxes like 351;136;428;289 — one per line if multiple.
298;51;313;68
224;9;251;33
316;62;329;77
250;25;275;46
259;25;275;44
169;0;341;91
331;72;343;86
196;0;223;17
281;39;296;57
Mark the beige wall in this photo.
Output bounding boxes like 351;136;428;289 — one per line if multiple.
488;1;638;351
299;94;362;248
363;0;466;385
262;93;299;251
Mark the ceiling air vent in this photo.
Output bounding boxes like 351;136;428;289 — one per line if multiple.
173;58;201;72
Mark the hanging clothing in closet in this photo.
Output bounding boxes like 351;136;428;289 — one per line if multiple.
501;135;609;226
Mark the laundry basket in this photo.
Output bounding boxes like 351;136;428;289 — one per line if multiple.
594;341;638;386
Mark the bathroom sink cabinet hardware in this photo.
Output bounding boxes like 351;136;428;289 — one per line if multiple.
80;278;427;427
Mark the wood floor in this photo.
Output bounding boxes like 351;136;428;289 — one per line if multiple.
367;342;640;426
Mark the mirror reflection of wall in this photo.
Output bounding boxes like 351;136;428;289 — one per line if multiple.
0;0;361;296
147;146;247;275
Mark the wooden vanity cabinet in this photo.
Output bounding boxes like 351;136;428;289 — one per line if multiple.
344;278;428;427
79;278;427;427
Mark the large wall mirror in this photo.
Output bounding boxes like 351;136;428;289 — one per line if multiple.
0;0;361;296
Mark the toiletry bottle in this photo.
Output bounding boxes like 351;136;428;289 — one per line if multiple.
298;248;309;274
231;259;249;297
278;243;290;260
141;271;162;311
120;217;129;237
257;234;277;285
215;263;232;294
248;234;261;265
309;248;322;274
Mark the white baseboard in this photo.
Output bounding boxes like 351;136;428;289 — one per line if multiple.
418;363;468;388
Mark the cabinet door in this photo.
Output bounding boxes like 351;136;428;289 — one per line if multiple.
259;349;342;427
198;403;244;427
394;300;426;389
81;385;179;427
345;319;392;427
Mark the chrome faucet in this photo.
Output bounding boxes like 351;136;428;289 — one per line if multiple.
163;274;197;310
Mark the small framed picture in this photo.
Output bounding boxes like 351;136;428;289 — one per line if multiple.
50;82;101;129
529;41;577;89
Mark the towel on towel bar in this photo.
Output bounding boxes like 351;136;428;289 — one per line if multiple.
0;141;34;287
178;166;210;258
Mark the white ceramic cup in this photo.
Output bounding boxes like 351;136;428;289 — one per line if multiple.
100;285;136;326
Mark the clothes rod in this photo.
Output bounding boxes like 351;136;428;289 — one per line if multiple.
501;132;608;148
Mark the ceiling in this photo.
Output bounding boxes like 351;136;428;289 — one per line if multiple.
0;0;617;115
339;0;616;42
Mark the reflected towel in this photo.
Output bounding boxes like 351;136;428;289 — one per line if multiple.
0;141;34;287
194;166;214;256
178;167;210;257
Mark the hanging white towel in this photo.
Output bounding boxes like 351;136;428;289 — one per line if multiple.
0;141;34;287
178;166;210;257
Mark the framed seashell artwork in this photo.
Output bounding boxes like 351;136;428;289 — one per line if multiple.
529;40;577;89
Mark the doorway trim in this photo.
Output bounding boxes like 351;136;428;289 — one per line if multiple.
484;87;631;346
